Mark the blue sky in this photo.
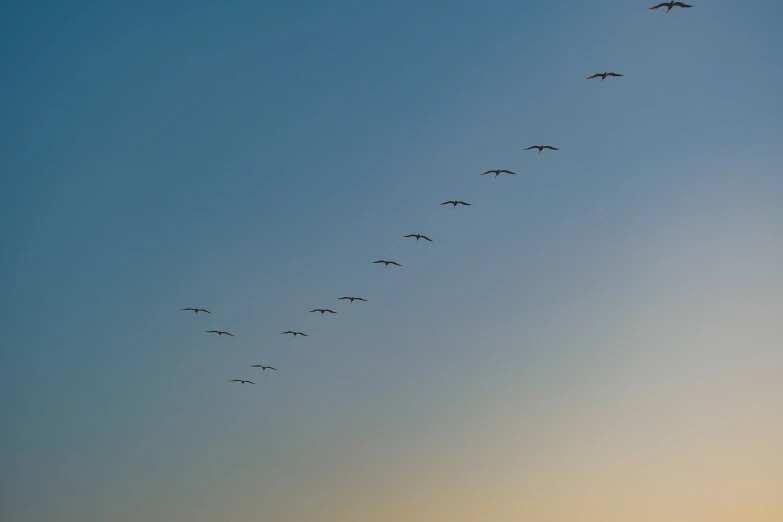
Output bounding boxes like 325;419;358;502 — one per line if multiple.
2;1;782;521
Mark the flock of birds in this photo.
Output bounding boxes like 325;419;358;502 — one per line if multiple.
180;2;695;388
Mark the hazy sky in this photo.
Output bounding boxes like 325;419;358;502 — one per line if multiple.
1;1;782;521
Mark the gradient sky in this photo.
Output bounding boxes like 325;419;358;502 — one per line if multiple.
1;1;782;521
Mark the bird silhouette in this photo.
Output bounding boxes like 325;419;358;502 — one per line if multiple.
481;169;517;176
281;331;309;337
586;72;624;82
250;365;277;371
649;1;693;13
338;296;368;303
309;308;337;315
404;234;433;242
206;330;234;337
182;307;211;314
373;260;402;267
230;379;255;385
441;200;471;208
523;145;560;154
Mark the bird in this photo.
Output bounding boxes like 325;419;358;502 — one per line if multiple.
230;379;255;385
281;331;309;337
523;145;560;154
649;1;693;13
441;200;471;208
250;365;277;371
338;296;368;303
206;330;234;337
182;307;211;314
481;169;517;176
404;233;433;242
309;308;337;315
586;72;624;82
373;260;402;267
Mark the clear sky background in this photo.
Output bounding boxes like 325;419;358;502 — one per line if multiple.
1;1;782;521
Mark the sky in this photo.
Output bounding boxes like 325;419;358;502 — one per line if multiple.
1;0;782;520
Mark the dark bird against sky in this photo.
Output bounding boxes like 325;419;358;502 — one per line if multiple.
281;331;309;337
206;330;234;337
441;200;471;208
373;260;402;267
523;145;559;154
649;1;693;13
250;365;277;371
182;307;211;314
309;308;337;315
338;296;368;303
481;169;517;176
586;72;624;82
404;234;433;242
230;379;255;385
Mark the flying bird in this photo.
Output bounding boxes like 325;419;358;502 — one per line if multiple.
230;379;256;385
338;296;368;303
649;1;693;13
523;145;559;154
441;200;471;208
309;308;337;315
404;234;433;242
374;260;402;267
281;331;309;337
206;330;234;337
250;365;277;371
586;72;624;82
481;169;517;176
182;307;211;314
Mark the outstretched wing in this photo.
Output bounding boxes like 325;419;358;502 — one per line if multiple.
607;73;624;77
523;146;538;150
355;297;367;302
373;260;386;264
281;331;294;335
390;262;401;266
673;2;692;7
421;235;433;242
324;309;337;314
586;74;602;79
543;146;560;150
224;332;235;337
404;234;416;238
338;297;351;301
246;381;256;385
457;201;472;206
441;201;455;206
309;309;320;313
201;309;212;314
206;330;219;334
182;308;196;311
649;2;668;9
481;170;497;176
500;170;517;175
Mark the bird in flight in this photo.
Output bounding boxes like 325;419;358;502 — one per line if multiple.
374;260;402;267
524;145;559;154
441;200;471;208
310;308;337;315
404;233;433;242
481;169;517;176
338;296;367;303
281;331;309;337
250;365;277;371
230;379;256;385
206;330;234;337
182;307;211;314
649;1;693;13
586;72;624;82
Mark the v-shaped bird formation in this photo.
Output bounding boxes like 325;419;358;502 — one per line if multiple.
179;4;695;388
